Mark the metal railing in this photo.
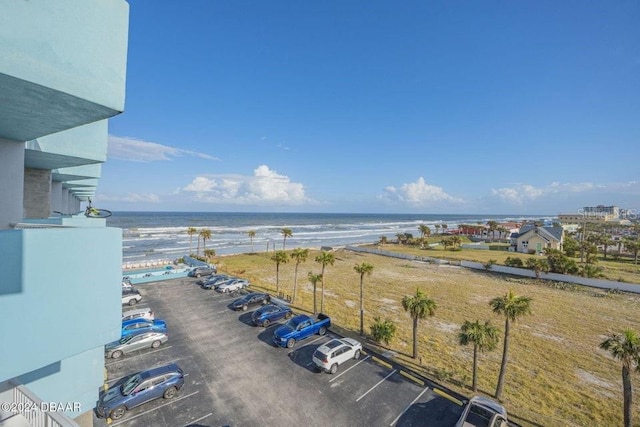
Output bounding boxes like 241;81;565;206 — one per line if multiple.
4;382;78;427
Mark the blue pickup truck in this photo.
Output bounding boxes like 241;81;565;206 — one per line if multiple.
273;313;331;348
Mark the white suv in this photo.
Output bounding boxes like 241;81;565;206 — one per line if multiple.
312;338;362;374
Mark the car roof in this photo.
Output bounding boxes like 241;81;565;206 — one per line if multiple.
122;307;152;316
122;318;153;326
140;363;182;379
317;339;345;352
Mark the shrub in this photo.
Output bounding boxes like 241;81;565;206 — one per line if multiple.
504;257;524;267
483;259;497;271
370;317;397;345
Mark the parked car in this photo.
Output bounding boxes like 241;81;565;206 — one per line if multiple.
251;304;293;327
273;313;331;348
312;338;362;374
121;318;167;338
217;279;249;293
105;331;168;359
122;281;132;291
196;273;230;286
95;363;185;420
121;289;142;306
187;265;217;278
122;307;154;322
231;292;271;311
455;396;508;427
200;275;233;289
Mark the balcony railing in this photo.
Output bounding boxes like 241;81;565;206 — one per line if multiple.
1;382;78;427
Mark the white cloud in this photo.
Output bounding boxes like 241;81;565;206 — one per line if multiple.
181;165;314;205
491;184;545;204
380;177;462;205
108;135;218;162
490;181;637;206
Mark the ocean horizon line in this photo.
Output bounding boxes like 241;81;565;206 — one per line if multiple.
109;210;556;217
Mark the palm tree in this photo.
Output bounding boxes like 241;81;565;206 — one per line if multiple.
354;262;374;336
435;224;441;235
247;230;256;253
526;257;549;279
281;228;293;250
290;248;309;303
487;221;498;242
199;228;212;257
459;320;500;392
308;272;322;314
187;227;197;255
401;288;437;359
600;329;640;427
441;224;448;234
315;251;335;313
204;249;216;263
271;250;288;294
490;290;532;400
378;236;388;247
418;224;431;240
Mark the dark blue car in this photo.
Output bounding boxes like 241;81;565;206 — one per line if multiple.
251;304;293;327
96;363;184;420
121;318;167;338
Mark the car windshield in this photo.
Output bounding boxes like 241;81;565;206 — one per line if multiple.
284;318;300;329
119;335;136;344
121;374;142;395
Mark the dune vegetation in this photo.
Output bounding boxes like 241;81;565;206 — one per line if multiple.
218;248;640;426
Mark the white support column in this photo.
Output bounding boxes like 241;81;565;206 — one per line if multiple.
0;139;25;229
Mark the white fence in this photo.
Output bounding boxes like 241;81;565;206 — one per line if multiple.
345;246;640;294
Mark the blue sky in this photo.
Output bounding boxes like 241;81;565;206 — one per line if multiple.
99;0;640;214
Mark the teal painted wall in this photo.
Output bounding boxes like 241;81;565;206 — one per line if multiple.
0;227;121;382
17;346;105;419
26;120;108;169
0;0;129;111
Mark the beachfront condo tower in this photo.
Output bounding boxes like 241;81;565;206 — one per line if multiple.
0;1;129;426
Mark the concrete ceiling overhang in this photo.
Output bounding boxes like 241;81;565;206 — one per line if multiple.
52;164;102;183
25;149;102;170
0;72;120;142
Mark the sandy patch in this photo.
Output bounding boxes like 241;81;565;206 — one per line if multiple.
433;321;459;334
576;369;615;398
531;332;564;343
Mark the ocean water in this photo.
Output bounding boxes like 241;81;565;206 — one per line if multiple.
106;212;550;263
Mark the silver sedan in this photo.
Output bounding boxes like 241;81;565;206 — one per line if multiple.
105;331;168;359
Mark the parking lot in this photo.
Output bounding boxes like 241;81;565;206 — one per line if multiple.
97;277;466;427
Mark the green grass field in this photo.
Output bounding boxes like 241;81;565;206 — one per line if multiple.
217;249;640;426
379;241;640;284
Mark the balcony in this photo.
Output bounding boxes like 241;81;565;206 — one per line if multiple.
0;381;78;427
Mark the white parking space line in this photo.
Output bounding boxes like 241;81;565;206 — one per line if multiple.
329;355;371;383
105;346;173;366
355;369;397;402
388;386;431;426
183;412;213;427
110;390;200;426
305;335;329;346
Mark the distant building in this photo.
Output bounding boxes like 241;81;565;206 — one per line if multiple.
558;205;631;226
0;2;129;426
511;225;564;254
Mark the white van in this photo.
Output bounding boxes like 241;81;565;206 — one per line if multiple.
122;307;154;322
